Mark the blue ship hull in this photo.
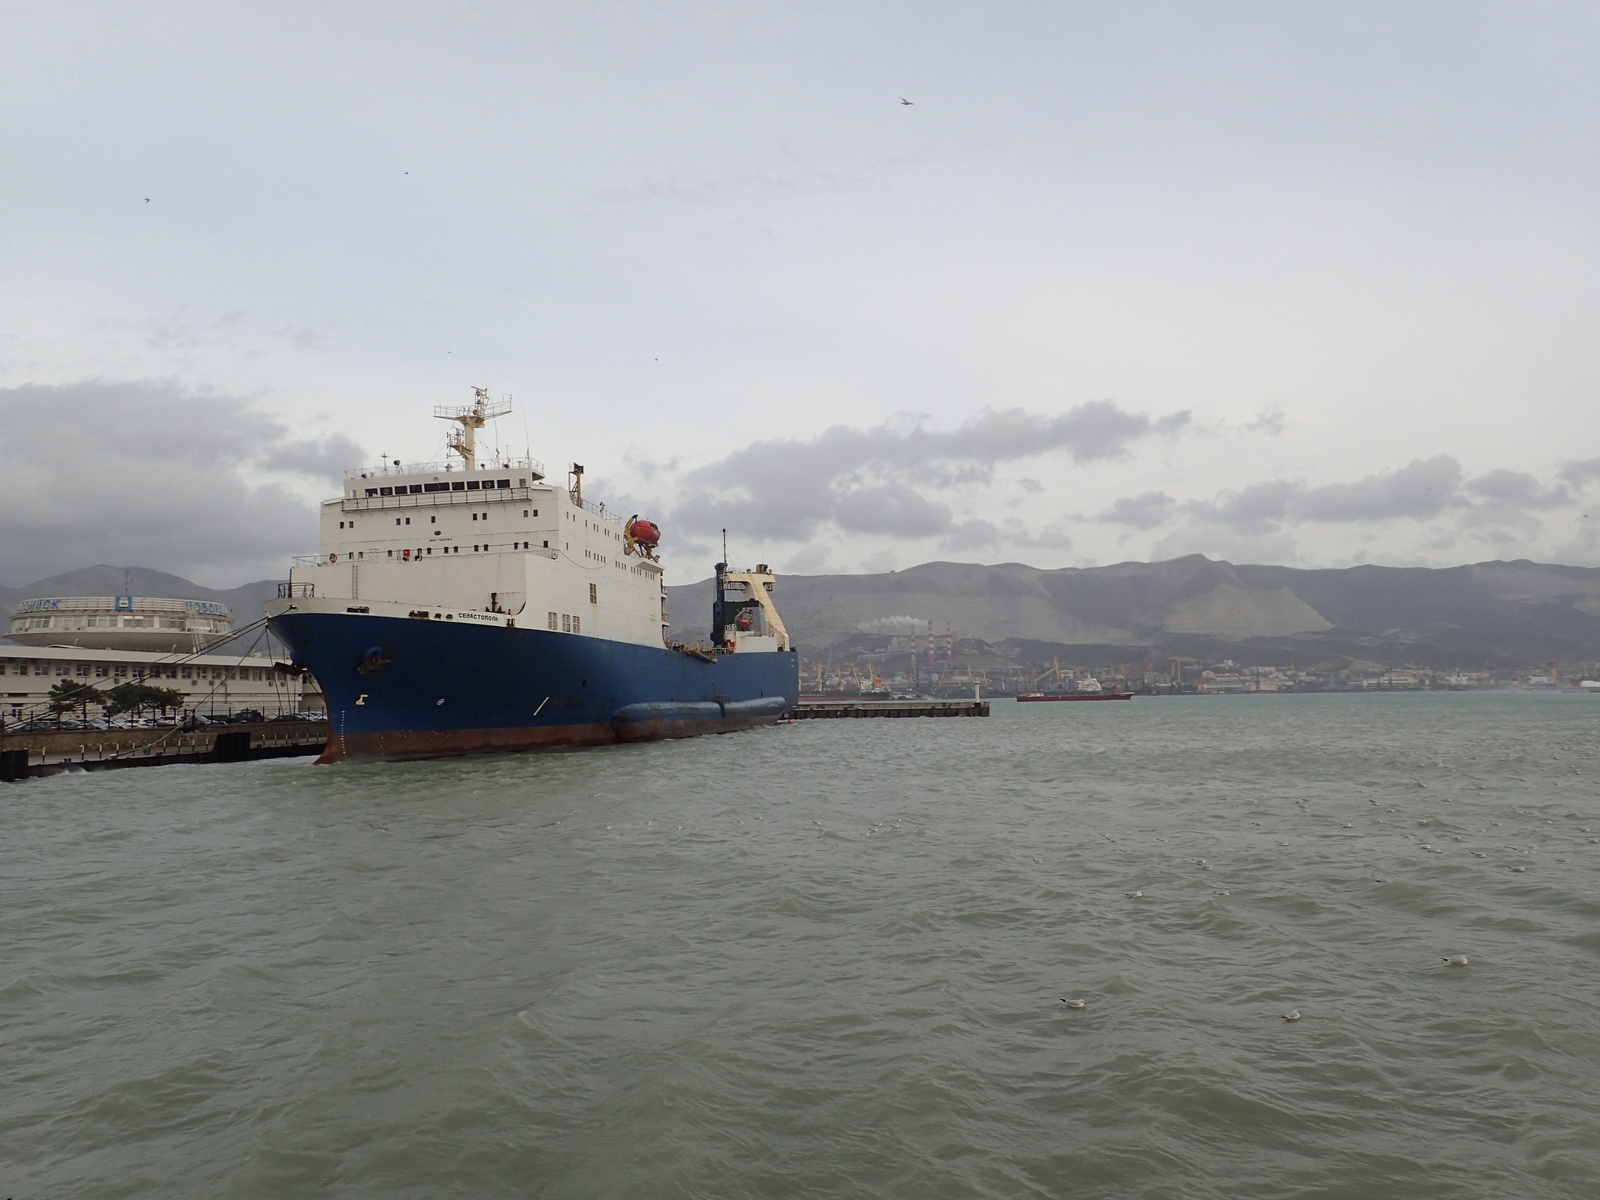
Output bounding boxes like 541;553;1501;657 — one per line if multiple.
268;610;800;762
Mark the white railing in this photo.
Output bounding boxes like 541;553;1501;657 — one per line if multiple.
341;486;537;513
345;456;545;481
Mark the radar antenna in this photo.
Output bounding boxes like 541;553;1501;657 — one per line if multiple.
434;387;511;469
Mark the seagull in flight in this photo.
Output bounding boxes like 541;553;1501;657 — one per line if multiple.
900;97;914;105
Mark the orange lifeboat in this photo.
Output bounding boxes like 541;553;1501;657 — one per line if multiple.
627;518;661;549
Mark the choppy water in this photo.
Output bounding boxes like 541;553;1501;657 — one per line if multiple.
4;692;1599;1198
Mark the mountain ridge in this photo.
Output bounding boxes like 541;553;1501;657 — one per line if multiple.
667;555;1600;665
5;556;1599;667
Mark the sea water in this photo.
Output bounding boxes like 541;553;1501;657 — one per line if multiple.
3;692;1597;1198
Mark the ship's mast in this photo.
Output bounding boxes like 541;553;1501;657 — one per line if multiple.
434;387;511;469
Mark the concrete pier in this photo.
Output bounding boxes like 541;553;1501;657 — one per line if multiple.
793;699;989;719
0;720;329;781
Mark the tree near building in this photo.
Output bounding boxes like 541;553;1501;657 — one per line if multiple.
48;679;102;721
104;683;185;718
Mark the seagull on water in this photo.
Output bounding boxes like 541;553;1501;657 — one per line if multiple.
1442;954;1470;966
1283;1009;1301;1021
1125;889;1145;898
1060;997;1086;1009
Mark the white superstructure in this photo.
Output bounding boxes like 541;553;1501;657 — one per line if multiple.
287;392;670;644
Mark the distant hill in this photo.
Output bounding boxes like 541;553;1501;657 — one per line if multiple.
667;556;1600;668
7;556;1598;669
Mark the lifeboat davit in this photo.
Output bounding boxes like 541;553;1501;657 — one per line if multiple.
628;518;661;549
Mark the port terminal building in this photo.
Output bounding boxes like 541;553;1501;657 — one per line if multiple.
8;594;234;653
3;594;321;721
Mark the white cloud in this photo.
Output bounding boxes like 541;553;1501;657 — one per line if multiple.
0;380;361;586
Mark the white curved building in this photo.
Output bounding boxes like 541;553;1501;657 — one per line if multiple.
7;596;234;652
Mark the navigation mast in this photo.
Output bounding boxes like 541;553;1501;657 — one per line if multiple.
434;387;511;469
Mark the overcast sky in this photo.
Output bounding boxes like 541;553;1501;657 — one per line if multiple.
4;1;1599;586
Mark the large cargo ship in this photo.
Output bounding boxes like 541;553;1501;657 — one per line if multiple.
264;392;799;762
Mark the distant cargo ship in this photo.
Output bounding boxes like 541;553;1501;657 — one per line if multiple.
1016;691;1134;702
264;391;799;762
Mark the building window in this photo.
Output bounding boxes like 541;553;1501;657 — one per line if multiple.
395;518;401;525
562;613;571;632
572;615;580;634
542;540;548;548
590;583;598;604
548;612;558;630
430;515;436;523
405;517;411;525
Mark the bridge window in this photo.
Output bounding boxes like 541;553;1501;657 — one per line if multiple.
466;480;480;490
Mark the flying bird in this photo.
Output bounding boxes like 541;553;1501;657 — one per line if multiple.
144;198;150;203
900;97;914;105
